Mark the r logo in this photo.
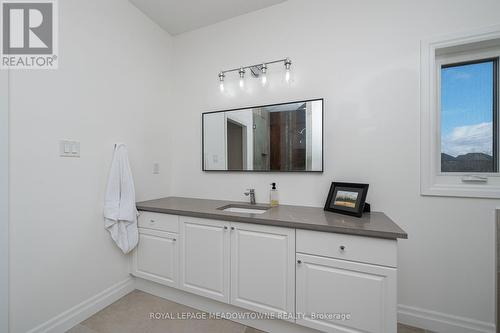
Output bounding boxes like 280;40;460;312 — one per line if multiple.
2;2;53;54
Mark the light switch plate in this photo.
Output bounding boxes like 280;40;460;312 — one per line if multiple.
60;140;80;157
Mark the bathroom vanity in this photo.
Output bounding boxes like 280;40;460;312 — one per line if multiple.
132;197;407;333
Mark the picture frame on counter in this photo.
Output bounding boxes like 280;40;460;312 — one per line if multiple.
324;182;369;217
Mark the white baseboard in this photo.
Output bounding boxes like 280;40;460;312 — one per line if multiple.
24;277;497;333
27;277;135;333
398;304;496;333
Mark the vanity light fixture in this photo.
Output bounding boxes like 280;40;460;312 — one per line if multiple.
217;57;292;91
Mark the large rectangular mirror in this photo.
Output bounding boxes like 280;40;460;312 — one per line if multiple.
203;98;323;172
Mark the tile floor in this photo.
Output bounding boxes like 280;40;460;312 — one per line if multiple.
67;290;433;333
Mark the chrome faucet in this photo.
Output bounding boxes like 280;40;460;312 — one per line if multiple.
244;189;256;205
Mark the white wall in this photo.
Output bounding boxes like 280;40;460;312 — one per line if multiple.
309;100;322;171
204;110;254;170
8;0;173;332
1;70;9;332
226;110;253;169
203;112;226;170
170;0;500;330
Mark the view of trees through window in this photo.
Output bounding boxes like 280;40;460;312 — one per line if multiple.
440;59;498;172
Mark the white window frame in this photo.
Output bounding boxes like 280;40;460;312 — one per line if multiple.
421;25;500;198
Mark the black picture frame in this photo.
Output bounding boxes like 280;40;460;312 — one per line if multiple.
324;182;369;218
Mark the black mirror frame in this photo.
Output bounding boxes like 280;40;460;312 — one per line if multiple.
201;98;324;173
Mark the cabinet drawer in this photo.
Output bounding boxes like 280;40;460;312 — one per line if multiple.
296;253;396;333
296;230;397;267
138;211;179;233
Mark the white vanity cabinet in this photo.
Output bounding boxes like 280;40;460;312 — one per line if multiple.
132;212;180;288
177;217;296;310
230;222;295;317
132;210;400;333
296;230;397;333
179;217;230;303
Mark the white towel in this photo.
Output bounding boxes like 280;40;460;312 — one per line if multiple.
104;143;138;254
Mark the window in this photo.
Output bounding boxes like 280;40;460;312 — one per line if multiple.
440;59;498;173
421;26;500;198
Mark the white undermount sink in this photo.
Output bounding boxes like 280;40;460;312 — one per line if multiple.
219;204;269;214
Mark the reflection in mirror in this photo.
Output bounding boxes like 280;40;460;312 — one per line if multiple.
203;99;323;172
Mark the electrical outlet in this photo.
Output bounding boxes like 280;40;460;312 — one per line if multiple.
153;163;160;174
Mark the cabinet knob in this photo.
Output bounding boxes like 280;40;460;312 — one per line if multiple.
224;226;228;230
231;227;235;230
172;238;176;242
339;245;345;251
150;219;156;224
297;260;302;264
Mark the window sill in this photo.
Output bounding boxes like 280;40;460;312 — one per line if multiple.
421;182;500;198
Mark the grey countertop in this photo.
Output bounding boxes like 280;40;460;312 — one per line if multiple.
136;197;408;240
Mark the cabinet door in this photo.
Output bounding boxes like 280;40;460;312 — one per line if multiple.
133;228;178;288
296;253;397;333
230;222;295;318
180;217;230;303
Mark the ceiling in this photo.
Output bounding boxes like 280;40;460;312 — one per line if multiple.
129;0;287;35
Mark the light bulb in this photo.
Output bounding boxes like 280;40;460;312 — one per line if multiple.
238;67;245;89
284;57;292;83
285;69;290;83
261;63;268;86
218;71;225;92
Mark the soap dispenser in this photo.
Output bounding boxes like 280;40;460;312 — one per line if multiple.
270;182;279;207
